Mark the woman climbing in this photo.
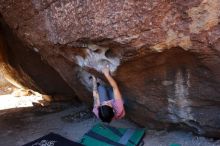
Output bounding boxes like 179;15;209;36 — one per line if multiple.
92;65;125;123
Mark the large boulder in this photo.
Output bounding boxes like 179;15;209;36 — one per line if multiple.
0;0;220;137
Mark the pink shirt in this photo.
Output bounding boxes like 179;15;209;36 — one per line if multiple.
93;99;125;120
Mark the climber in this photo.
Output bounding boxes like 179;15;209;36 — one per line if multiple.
92;65;125;123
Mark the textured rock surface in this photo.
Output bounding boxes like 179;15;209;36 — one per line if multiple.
0;0;220;137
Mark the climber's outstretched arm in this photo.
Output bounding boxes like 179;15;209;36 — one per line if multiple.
102;67;122;100
92;76;100;107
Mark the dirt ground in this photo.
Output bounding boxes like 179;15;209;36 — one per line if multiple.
0;98;220;146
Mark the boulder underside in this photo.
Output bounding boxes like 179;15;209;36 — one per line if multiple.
0;0;220;138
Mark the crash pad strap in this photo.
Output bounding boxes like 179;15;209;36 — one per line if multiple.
118;129;135;145
104;125;136;145
85;130;125;146
104;125;123;136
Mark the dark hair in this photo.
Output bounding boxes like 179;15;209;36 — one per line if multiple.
98;105;114;123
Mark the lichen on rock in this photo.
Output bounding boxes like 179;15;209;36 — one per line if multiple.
76;44;120;73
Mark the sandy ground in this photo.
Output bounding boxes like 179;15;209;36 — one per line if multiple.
0;95;220;146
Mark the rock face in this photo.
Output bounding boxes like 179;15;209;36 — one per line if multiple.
0;0;220;137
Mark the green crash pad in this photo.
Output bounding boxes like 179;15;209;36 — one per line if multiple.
80;123;145;146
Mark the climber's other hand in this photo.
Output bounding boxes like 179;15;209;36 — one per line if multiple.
102;65;110;76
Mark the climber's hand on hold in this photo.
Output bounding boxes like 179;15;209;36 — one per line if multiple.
92;75;97;88
92;75;96;82
102;65;110;77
